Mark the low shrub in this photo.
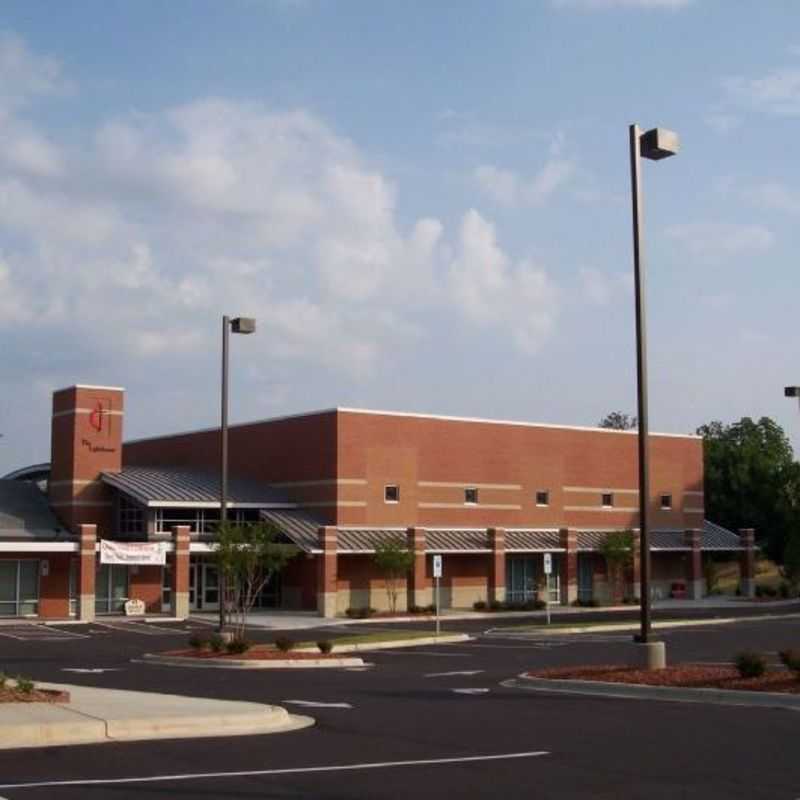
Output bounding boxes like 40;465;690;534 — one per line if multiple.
274;636;295;653
0;672;7;690
622;596;641;605
16;676;34;695
473;600;487;611
488;600;504;612
424;603;435;613
734;650;766;679
573;598;599;608
226;638;251;655
188;633;207;650
778;648;800;677
317;640;334;655
345;606;376;619
208;633;225;653
525;599;546;611
778;582;790;599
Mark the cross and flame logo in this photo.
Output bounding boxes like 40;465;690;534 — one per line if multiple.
88;400;105;433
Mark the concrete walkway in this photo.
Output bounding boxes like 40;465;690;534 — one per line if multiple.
0;682;313;749
190;597;799;631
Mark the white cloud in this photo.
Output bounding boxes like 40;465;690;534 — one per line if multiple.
723;68;800;115
552;0;692;9
0;31;68;109
746;181;800;216
665;222;775;263
474;157;575;208
447;210;558;353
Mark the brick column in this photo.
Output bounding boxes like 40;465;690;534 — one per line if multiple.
684;528;703;600
488;528;506;604
406;527;428;609
559;528;577;605
317;527;338;618
78;524;97;623
739;528;756;598
632;535;642;600
171;525;191;619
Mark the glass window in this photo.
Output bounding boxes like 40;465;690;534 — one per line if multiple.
464;487;479;504
602;493;614;508
384;485;399;503
536;490;549;506
0;561;40;616
119;496;145;535
661;494;672;509
18;562;39;616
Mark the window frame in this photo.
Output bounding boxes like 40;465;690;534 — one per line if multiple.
384;484;400;504
464;487;479;505
535;490;549;507
660;493;672;510
601;492;614;508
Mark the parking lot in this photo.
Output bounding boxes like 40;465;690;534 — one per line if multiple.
0;608;797;798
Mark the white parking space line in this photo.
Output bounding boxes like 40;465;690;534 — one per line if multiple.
378;650;472;657
451;688;490;695
0;750;550;790
93;621;180;636
425;670;484;678
61;668;123;674
0;625;88;641
283;700;353;709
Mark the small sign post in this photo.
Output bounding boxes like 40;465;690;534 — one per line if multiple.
432;554;443;637
543;553;552;626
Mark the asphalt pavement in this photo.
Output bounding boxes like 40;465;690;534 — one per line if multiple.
0;608;797;799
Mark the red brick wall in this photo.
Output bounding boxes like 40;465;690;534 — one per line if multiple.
49;385;123;536
335;411;703;529
123;410;339;523
129;565;163;613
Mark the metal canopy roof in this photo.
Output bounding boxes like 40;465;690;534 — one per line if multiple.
0;480;68;540
102;467;292;508
575;521;744;552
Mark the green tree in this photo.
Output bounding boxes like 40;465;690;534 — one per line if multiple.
373;539;414;614
697;417;800;563
212;521;298;638
599;412;637;430
781;531;800;591
598;529;634;603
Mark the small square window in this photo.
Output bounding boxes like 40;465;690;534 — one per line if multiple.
601;493;614;508
384;485;399;503
535;490;549;506
661;494;672;509
464;487;479;504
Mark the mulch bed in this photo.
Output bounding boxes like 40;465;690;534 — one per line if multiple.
0;687;70;704
527;664;800;694
163;647;340;661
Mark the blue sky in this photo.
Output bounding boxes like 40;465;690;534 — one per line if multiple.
2;0;800;472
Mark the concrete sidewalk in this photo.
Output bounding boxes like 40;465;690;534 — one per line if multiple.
0;683;313;749
190;597;800;631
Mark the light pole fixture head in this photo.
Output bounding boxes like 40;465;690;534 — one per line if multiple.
231;317;256;334
640;128;679;161
785;386;800;398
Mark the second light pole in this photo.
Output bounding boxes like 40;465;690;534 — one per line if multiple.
629;124;679;651
219;314;256;633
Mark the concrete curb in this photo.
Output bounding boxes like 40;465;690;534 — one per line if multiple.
492;612;800;637
296;633;472;653
0;683;314;749
138;653;366;669
503;674;800;712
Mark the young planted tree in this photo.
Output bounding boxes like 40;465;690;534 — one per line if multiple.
598;529;634;603
373;539;414;614
212;521;298;639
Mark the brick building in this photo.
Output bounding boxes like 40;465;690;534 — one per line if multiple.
0;384;755;620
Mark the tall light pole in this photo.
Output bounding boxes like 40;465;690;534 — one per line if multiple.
219;315;256;632
629;124;679;646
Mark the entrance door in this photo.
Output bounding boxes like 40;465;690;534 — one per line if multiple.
189;561;219;611
506;556;537;604
95;564;128;614
578;554;594;602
